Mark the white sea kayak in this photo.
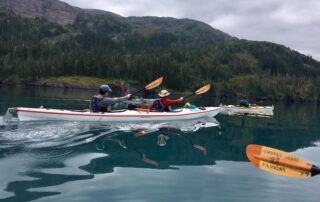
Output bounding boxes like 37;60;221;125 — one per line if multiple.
4;107;221;122
219;104;274;116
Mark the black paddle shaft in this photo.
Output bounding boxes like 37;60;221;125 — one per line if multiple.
183;93;195;100
132;88;145;96
311;165;320;176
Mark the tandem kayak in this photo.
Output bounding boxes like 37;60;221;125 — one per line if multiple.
4;107;221;122
219;104;274;116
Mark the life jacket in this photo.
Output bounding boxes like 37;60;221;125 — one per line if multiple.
154;99;171;112
91;95;108;112
154;99;165;112
91;95;101;112
239;99;250;108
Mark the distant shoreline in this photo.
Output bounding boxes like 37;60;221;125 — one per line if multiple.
1;81;319;104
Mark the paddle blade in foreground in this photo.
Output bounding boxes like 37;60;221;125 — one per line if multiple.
145;77;163;90
246;144;320;178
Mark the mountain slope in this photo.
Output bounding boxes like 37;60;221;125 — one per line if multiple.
0;0;232;43
0;0;320;100
0;0;120;25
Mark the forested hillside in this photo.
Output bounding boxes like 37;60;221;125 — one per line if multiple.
0;5;320;100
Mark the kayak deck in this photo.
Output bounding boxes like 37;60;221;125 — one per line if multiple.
10;107;221;122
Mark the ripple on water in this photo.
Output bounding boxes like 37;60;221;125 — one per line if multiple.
0;121;113;150
0;117;220;155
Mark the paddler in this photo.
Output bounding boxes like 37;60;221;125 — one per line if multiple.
239;99;251;108
149;89;184;112
90;84;131;112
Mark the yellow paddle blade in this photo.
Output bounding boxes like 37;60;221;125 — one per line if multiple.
195;84;211;95
145;77;163;90
246;144;313;178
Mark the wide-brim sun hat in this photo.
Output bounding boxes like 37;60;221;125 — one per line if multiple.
158;89;170;97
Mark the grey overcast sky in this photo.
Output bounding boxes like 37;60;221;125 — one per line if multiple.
61;0;320;61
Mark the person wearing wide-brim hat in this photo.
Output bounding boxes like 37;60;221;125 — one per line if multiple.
149;89;184;112
158;89;170;97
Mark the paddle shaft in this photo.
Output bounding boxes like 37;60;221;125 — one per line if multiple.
254;154;311;171
311;165;320;176
183;84;211;100
132;88;145;96
183;93;195;100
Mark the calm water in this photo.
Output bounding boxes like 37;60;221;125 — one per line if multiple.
0;86;320;202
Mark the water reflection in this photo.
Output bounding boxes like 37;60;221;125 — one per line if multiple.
1;111;320;201
0;118;221;201
3;107;318;201
4;171;94;201
1;87;320;202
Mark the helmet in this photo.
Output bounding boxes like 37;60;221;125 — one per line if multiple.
99;84;112;94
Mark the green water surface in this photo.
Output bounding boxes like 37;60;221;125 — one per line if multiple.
0;86;319;202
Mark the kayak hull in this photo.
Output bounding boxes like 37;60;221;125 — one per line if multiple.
16;107;221;122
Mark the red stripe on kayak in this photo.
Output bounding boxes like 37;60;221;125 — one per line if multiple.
16;108;220;118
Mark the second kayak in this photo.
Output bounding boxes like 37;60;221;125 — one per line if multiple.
219;104;274;116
